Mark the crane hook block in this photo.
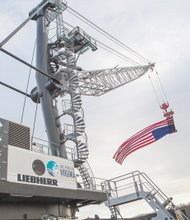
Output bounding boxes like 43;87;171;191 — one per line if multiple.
160;102;169;110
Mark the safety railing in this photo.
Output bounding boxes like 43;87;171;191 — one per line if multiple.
31;137;105;191
31;137;78;161
101;170;171;206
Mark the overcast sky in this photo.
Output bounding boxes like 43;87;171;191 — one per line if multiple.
0;0;190;218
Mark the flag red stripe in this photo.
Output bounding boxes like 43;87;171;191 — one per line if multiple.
115;135;155;163
113;117;174;164
114;132;154;159
116;119;168;154
117;138;156;164
118;139;156;164
114;120;168;159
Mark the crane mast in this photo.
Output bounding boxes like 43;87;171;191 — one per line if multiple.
31;0;99;190
35;6;66;158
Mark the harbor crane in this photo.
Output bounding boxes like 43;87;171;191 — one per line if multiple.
0;1;186;220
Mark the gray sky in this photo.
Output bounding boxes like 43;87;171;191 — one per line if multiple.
0;0;190;218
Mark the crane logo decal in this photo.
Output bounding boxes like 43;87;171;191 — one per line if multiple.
47;161;59;177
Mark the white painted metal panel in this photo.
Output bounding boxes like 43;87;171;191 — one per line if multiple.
7;145;77;189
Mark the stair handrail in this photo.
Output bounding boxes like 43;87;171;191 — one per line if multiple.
84;160;97;189
101;170;144;200
140;172;171;203
100;171;190;220
100;170;175;208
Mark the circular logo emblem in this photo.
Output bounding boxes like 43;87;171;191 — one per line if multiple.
32;159;45;176
47;161;59;177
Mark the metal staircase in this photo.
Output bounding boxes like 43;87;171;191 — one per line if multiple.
77;162;96;189
47;6;97;188
101;171;188;220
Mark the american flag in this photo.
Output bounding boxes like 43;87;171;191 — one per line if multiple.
113;116;176;164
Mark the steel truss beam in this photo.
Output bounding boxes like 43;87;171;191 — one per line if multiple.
78;64;154;96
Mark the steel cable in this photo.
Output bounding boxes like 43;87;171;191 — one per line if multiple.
67;6;150;64
20;40;36;124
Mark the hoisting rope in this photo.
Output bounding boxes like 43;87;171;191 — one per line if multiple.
148;67;174;119
148;73;162;107
155;70;169;104
20;40;36;124
149;67;167;104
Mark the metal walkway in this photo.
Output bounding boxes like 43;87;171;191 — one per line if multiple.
101;171;189;220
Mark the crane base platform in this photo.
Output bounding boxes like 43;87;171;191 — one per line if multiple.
0;180;106;220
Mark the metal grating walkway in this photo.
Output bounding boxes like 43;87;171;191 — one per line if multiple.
101;171;189;220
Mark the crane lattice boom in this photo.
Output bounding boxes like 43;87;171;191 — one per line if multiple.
78;64;154;96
